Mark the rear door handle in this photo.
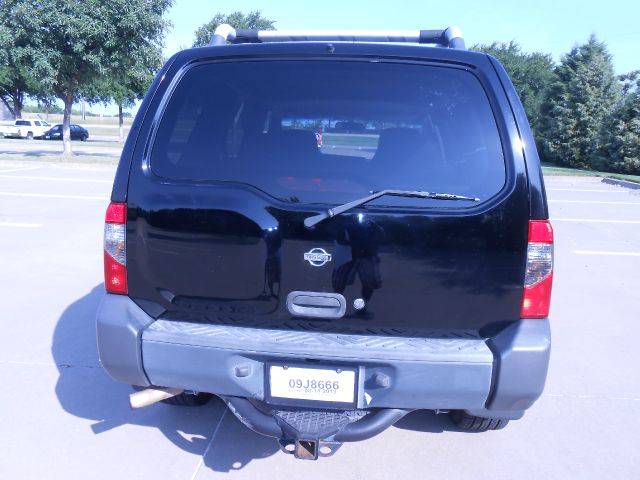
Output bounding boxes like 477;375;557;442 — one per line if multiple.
286;291;346;319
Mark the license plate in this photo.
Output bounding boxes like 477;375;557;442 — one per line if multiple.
267;364;357;406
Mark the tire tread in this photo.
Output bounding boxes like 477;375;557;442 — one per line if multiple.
449;410;509;432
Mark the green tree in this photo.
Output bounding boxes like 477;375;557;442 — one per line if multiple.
32;94;59;121
0;15;44;119
600;72;640;174
97;80;140;143
473;41;554;139
4;0;171;155
192;10;276;48
618;70;640;96
0;64;30;119
540;35;620;169
86;50;164;142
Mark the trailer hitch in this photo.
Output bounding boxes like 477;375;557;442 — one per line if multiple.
221;396;410;460
278;438;343;460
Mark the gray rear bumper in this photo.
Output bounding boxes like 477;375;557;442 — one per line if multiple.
96;294;550;417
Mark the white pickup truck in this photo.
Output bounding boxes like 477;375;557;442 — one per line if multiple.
0;119;52;139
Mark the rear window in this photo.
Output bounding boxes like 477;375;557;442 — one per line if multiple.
16;120;29;126
151;60;505;206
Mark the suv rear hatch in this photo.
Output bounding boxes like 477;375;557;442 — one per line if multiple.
125;54;530;334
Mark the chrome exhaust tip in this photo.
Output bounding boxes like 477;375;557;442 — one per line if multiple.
129;387;184;409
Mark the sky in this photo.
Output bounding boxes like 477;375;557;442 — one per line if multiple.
94;0;640;114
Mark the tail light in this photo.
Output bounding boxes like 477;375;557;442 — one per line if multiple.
521;220;553;318
104;202;127;294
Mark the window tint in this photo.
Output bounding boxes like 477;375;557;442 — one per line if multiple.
151;61;505;206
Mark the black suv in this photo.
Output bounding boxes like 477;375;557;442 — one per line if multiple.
97;25;553;460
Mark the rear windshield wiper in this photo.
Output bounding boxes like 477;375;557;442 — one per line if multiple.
304;190;480;228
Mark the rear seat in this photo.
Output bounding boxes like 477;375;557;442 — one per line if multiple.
240;129;319;171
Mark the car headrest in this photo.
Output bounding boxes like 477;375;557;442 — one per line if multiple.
374;128;423;161
267;129;319;160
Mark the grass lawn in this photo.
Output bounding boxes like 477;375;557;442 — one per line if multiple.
21;112;133;127
542;163;640;183
322;133;379;148
87;127;130;137
5;114;130;138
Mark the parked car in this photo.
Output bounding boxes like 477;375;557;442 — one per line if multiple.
97;25;553;460
43;124;89;141
0;119;51;139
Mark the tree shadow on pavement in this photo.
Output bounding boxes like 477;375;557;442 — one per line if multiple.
202;408;462;472
51;285;279;471
203;412;281;472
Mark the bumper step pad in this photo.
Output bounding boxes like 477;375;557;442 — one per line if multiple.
223;396;409;459
273;408;368;459
274;408;368;439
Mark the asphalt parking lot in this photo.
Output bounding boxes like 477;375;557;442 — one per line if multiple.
0;160;638;479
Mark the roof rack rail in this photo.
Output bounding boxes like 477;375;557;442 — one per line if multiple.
209;24;466;50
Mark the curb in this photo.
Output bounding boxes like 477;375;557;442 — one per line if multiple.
601;177;640;190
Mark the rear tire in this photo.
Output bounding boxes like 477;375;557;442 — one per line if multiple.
449;410;509;432
27;132;34;140
161;391;213;406
81;135;87;141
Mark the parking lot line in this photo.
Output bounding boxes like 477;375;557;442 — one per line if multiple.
0;359;56;367
0;166;41;174
574;250;640;257
548;200;640;205
0;174;112;183
552;218;640;224
0;221;41;228
190;408;228;480
544;392;640;401
0;191;108;201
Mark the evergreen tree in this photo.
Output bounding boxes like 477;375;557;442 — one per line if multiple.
600;72;640;174
618;70;640;96
541;35;620;169
474;42;554;139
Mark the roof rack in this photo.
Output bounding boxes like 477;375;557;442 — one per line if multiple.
209;24;466;50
